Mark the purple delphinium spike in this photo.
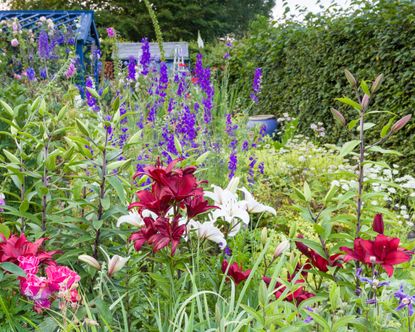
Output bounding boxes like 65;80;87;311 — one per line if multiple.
167;98;175;113
40;67;47;80
228;151;238;179
140;37;151;76
242;140;249;151
395;285;415;316
250;67;262;103
26;67;36;81
38;30;50;59
127;56;137;81
156;62;168;100
65;61;76;79
85;77;100;112
248;155;257;186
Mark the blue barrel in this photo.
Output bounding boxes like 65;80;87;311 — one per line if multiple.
247;115;279;138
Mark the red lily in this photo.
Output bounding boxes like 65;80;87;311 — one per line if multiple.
341;235;412;276
262;276;314;305
221;260;251;285
372;214;384;234
128;187;172;216
0;234;60;264
148;216;186;255
129;217;158;251
184;195;217;219
295;235;342;272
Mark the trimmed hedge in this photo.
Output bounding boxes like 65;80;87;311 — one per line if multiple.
230;0;415;172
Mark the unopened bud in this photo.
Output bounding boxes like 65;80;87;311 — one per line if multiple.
78;254;101;270
361;94;370;111
330;108;346;126
108;255;130;277
261;227;268;245
274;239;290;258
344;69;357;87
371;74;383;93
391;114;412;133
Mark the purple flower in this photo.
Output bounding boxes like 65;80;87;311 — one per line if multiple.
0;193;5;212
167;98;175;113
228;151;238;179
223;52;230;59
156;62;168;100
250;67;262;103
194;54;214;124
25;67;36;81
224;246;232;256
65;61;76;79
85;77;100;112
106;27;116;38
38;31;50;59
248;155;257;186
40;67;48;80
140;38;151;76
395;285;415;316
128;56;137;81
242;140;249;151
258;162;264;174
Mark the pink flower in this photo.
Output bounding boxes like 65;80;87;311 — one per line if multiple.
106;27;116;38
11;38;19;47
19;274;53;312
45;265;80;292
18;255;40;274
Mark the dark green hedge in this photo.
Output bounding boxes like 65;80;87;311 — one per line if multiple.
230;0;415;173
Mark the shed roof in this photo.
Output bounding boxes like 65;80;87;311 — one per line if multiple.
117;42;189;60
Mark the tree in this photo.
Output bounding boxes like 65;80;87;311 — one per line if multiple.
9;0;275;41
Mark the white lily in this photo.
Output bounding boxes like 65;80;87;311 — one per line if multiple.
204;177;240;206
188;220;226;249
116;210;157;228
239;187;276;215
107;255;130;277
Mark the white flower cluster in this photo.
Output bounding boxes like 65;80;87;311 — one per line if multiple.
310;122;326;137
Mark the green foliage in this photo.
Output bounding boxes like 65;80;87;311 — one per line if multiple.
230;0;415;172
10;0;275;42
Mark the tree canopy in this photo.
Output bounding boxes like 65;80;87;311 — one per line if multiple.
9;0;275;41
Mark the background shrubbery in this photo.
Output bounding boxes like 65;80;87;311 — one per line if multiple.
229;0;415;172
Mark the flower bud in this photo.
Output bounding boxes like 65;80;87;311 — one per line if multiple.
330;108;346;126
391;114;412;134
108;255;130;277
371;73;383;93
372;213;384;234
273;239;290;258
344;69;357;87
261;227;268;245
369;256;377;264
78;254;101;270
361;94;370;111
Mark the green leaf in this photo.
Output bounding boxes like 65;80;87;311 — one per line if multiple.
0;262;26;277
335;97;361;111
332;315;359;330
360;80;370;95
107;159;131;171
195;151;210;165
75;119;90;137
0;100;14;118
368;146;402;156
360;122;376;131
126;130;142;145
3;149;20;164
324;185;338;204
86;87;100;100
174;136;183;155
0;224;10;238
294;238;327;259
347;119;359;130
339;140;360;157
93;219;103;231
39;98;47;116
107;176;126;204
380;117;395;138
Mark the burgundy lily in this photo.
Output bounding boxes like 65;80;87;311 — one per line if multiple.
262;276;314;305
184;195;217;219
221;260;251;285
129;217;158;251
0;234;60;265
149;216;186;255
372;214;384;234
295;235;342;272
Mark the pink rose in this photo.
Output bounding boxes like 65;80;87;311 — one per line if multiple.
18;255;40;274
46;265;80;292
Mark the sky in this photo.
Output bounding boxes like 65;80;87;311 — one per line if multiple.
272;0;350;20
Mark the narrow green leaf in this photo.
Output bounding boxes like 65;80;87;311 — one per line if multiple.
0;100;14;118
75;119;90;137
339;140;360;157
3;149;20;164
0;262;26;277
335;97;362;111
303;181;312;202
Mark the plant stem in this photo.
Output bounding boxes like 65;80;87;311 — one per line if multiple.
356;107;365;236
93;131;109;259
41;137;49;233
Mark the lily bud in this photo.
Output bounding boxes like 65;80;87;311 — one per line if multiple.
371;74;383;93
261;227;268;245
108;255;130;277
78;254;101;270
273;239;290;258
361;94;370;111
391;114;412;134
330;108;346;126
344;69;357;87
372;214;384;234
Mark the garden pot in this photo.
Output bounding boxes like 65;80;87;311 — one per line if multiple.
247;115;279;138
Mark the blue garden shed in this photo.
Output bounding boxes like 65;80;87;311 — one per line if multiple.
0;10;100;82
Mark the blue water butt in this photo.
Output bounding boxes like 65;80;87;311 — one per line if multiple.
247;115;279;138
